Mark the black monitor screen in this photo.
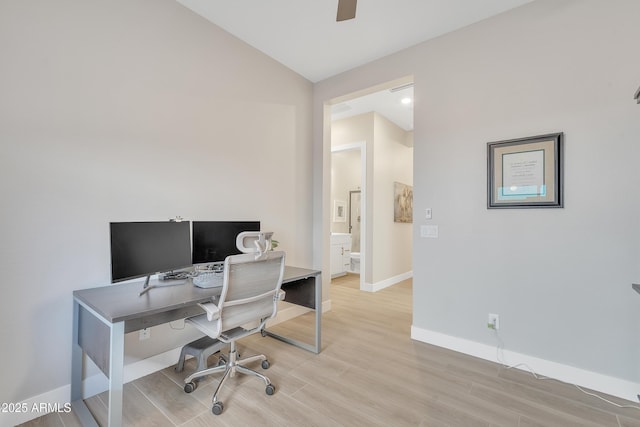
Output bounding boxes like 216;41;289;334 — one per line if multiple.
192;221;260;264
110;221;192;283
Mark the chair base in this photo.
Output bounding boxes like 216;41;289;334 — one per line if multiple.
183;341;275;415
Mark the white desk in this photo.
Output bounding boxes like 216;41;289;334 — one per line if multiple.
71;266;321;427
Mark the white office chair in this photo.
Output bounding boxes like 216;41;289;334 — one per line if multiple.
235;230;274;254
183;249;286;415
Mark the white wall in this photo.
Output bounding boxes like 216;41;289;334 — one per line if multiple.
0;0;313;412
372;113;413;284
315;0;640;400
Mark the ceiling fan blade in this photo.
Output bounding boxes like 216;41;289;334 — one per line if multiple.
336;0;357;22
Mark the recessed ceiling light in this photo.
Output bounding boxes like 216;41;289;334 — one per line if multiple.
401;97;412;105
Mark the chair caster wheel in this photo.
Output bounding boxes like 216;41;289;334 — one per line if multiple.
265;384;275;395
184;381;197;393
261;329;267;337
261;359;270;369
212;402;224;415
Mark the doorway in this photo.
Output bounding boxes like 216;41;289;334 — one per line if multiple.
331;142;366;290
328;77;414;292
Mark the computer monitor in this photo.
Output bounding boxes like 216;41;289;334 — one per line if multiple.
110;221;192;285
192;221;260;264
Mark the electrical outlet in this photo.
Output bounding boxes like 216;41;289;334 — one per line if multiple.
488;313;500;330
139;328;151;340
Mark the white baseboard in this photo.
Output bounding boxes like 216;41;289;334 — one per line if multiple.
0;385;72;427
268;303;310;326
363;270;413;292
86;347;186;398
0;346;184;427
411;325;640;403
267;298;331;325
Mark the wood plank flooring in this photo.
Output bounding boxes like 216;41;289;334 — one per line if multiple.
20;274;640;426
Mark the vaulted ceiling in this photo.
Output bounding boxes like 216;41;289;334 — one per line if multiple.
176;0;533;130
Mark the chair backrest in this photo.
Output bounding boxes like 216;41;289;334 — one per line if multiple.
217;250;286;334
236;231;274;255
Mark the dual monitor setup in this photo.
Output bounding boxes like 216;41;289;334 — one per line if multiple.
109;220;262;296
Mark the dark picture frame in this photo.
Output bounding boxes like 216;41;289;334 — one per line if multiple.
487;132;563;209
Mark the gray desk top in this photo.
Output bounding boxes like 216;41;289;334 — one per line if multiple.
282;266;321;282
74;266;320;324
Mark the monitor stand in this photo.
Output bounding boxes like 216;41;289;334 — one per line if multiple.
138;275;186;296
139;275;154;296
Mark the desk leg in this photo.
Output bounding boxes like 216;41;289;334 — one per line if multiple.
70;300;99;427
265;274;322;354
71;300;82;402
107;321;125;427
314;274;322;353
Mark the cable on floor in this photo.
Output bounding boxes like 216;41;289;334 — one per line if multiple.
491;328;640;411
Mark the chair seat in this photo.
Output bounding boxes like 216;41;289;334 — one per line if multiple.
188;315;256;343
186;313;218;336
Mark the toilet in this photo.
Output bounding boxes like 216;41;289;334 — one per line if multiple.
349;252;360;274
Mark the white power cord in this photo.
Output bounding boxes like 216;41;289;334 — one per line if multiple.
491;328;640;411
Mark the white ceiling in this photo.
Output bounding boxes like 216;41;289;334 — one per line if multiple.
176;0;532;83
332;84;415;131
176;0;533;130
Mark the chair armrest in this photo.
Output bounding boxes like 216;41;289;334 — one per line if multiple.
198;302;221;321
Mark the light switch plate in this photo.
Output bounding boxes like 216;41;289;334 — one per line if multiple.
425;208;432;220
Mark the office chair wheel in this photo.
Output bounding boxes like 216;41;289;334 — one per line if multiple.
265;384;275;395
261;329;267;337
261;359;270;369
212;402;224;415
184;381;197;393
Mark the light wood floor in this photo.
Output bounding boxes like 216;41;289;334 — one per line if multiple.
21;274;640;426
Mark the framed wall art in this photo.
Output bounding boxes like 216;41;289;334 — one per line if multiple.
333;200;346;222
487;132;563;209
394;182;413;223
